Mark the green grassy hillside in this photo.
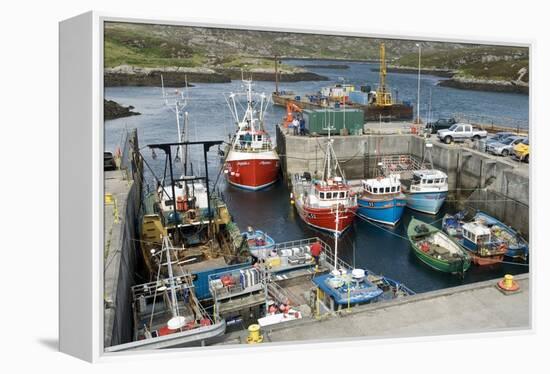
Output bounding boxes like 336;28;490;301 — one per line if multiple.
104;22;528;84
396;46;528;82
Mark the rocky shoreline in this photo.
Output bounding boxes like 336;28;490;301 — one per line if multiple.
383;66;456;78
374;65;528;94
297;64;350;69
104;99;140;120
104;65;328;87
437;78;528;94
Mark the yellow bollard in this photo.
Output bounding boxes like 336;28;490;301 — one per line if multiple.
246;324;263;344
503;274;514;289
497;273;520;293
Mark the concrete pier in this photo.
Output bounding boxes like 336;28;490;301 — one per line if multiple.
276;125;529;238
104;129;143;347
216;274;529;344
265;274;529;342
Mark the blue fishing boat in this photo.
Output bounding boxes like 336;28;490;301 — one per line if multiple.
473;212;529;260
404;169;448;215
312;268;414;307
357;174;406;225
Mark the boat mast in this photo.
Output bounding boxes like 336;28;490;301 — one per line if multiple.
163;236;180;319
245;79;255;132
332;205;340;274
274;55;279;95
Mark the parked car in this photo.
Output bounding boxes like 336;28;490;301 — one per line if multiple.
437;123;488;144
104;151;116;171
486;136;527;157
513;138;530;163
425;118;457;134
486;131;515;145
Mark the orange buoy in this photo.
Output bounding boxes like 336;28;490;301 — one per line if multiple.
497;274;520;292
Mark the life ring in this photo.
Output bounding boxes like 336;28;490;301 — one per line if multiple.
399;155;408;164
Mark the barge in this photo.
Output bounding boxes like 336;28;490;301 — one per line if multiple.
273;43;413;122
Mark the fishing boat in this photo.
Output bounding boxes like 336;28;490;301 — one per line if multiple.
457;221;508;266
139;77;249;280
312;268;414;307
292;131;358;234
312;232;414;310
407;218;471;275
106;236;226;352
357;174;406;226
403;169;448;214
474;211;528;260
224;79;280;190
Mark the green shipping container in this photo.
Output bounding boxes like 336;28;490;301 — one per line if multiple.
303;109;364;135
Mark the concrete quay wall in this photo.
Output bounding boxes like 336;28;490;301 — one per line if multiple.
276;125;529;237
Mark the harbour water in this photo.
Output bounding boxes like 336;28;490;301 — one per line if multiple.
105;62;529;293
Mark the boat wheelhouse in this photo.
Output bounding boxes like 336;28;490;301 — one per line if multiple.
459;221;507;266
357;174;406;226
405;169;448;214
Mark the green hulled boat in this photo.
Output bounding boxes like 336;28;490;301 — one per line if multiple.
407;218;471;275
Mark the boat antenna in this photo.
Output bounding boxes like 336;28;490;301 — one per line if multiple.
160;74;186;170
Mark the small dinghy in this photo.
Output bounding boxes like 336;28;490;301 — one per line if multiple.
407;218;471;275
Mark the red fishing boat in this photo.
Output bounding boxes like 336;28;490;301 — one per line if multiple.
292;136;358;234
224;79;279;190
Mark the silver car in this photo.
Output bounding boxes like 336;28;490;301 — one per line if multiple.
486;132;515;145
486;136;526;156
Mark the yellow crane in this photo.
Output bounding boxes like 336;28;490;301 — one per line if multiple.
376;43;393;107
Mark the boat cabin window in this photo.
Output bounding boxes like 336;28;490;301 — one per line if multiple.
391;186;396;192
385;187;390;193
477;234;490;243
427;179;433;184
326;192;332;199
339;192;345;198
256;135;262;142
320;192;325;199
373;187;378;193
